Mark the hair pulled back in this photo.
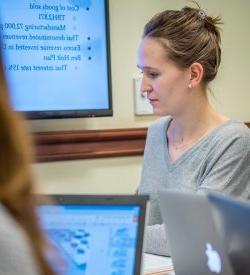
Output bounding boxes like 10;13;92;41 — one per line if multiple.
143;4;222;83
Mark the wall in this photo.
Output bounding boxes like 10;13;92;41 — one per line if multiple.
33;0;250;194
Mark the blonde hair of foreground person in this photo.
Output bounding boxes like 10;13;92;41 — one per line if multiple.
0;53;55;275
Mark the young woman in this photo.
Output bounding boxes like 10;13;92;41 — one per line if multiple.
137;5;250;256
0;53;55;274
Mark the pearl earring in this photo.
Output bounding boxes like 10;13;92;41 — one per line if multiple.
188;83;192;89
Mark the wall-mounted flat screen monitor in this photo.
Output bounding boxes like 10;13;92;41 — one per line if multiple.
0;0;112;119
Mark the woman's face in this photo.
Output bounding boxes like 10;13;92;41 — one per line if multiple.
137;37;191;116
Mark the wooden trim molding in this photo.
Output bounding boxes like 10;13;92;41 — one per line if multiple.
33;122;250;163
33;127;148;162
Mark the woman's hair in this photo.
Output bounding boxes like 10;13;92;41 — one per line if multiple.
143;3;222;84
0;54;54;275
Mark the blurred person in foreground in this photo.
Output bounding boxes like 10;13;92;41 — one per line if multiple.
0;51;56;274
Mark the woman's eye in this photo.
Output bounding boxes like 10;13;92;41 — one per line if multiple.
139;70;159;79
148;72;159;78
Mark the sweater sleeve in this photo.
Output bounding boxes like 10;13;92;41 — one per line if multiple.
139;117;173;256
144;224;171;256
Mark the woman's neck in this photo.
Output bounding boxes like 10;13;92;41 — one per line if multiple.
168;101;229;154
170;90;229;138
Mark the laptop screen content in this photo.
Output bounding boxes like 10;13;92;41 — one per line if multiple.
38;204;141;275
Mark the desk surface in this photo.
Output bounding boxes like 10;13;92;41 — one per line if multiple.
143;253;175;275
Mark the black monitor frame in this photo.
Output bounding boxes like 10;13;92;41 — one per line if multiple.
36;194;149;275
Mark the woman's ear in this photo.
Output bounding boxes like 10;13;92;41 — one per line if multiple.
188;62;204;88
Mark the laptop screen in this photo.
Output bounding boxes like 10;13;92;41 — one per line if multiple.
37;202;143;275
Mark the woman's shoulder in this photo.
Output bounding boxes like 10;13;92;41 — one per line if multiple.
208;120;250;155
0;203;18;231
0;203;39;275
0;203;27;251
0;203;32;250
214;120;250;140
148;116;172;132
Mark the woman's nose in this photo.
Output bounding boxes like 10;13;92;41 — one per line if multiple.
140;75;152;94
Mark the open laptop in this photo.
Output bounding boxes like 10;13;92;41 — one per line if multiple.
158;190;234;275
36;194;149;275
207;193;250;275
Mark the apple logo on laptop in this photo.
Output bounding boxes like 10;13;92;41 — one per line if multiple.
205;243;222;273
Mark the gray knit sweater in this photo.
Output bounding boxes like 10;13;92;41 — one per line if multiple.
0;204;40;275
138;116;250;256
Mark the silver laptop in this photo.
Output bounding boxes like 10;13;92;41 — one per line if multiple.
207;193;250;275
158;190;234;275
36;194;148;275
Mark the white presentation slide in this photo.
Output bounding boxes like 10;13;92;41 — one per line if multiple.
0;0;110;113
